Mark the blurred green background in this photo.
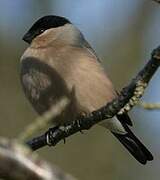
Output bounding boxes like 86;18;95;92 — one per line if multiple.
0;0;160;179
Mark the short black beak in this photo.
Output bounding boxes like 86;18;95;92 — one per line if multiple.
22;33;33;44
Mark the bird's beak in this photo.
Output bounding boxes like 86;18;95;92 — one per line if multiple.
22;33;33;44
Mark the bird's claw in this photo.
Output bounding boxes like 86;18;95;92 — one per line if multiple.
75;119;84;134
46;125;68;146
46;126;58;146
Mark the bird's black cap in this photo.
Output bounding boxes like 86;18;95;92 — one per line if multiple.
23;15;71;44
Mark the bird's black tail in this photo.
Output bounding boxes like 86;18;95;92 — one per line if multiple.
112;117;153;164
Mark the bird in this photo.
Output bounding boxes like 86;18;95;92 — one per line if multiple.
20;15;153;164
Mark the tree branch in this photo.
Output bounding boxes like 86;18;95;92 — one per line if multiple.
25;46;160;151
0;138;76;180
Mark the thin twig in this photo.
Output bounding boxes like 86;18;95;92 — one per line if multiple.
17;96;70;142
139;101;160;110
152;0;160;4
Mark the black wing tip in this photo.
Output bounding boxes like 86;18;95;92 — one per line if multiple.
139;159;147;165
115;114;153;164
112;132;153;165
137;152;153;165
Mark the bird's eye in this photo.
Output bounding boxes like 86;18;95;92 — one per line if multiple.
39;29;44;33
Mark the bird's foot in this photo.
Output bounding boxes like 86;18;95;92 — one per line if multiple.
46;126;67;146
74;119;85;134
